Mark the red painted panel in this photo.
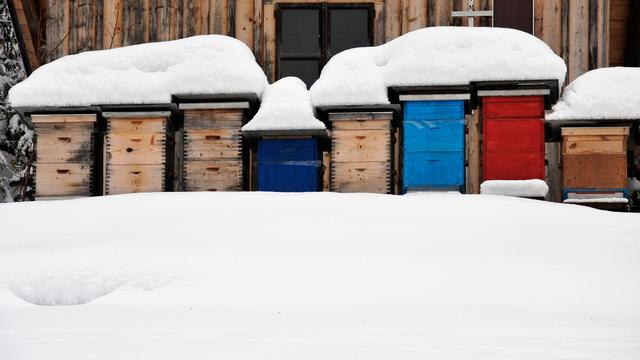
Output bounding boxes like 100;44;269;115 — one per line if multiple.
482;96;545;181
482;96;545;118
483;152;545;180
484;119;543;152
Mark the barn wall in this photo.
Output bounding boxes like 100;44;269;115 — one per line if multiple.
40;0;614;83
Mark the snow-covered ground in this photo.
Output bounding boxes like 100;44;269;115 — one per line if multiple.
1;192;639;359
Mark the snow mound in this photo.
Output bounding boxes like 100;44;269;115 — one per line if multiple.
8;35;269;107
1;192;639;359
6;270;172;306
547;67;640;120
481;179;549;198
242;77;325;132
311;27;567;106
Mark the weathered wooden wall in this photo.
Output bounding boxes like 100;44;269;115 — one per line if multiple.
35;0;619;83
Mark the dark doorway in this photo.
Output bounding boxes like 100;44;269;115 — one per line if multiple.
276;4;373;88
493;0;534;34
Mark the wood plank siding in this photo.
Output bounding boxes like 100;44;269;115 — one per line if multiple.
25;0;628;84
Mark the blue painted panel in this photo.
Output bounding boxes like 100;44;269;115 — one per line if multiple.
403;100;465;121
257;139;320;192
403;151;464;191
403;119;464;152
402;100;465;192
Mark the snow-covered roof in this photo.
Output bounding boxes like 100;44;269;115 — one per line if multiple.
311;27;567;107
8;35;269;107
242;77;325;132
547;67;640;121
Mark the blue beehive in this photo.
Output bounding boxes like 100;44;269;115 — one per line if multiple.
402;100;465;193
257;138;320;192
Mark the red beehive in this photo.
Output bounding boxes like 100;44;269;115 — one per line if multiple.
482;95;545;181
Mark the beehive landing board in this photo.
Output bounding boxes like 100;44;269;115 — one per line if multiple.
104;112;171;195
32;114;97;198
181;106;245;192
329;112;393;194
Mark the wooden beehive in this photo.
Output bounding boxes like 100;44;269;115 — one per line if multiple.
180;103;246;191
103;111;173;195
329;112;393;194
561;126;630;194
481;95;546;181
32;114;98;199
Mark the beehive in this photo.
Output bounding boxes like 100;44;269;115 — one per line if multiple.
481;95;545;181
180;103;246;192
103;111;173;195
561;126;629;198
329;112;393;194
401;97;466;192
256;138;320;192
32;114;99;199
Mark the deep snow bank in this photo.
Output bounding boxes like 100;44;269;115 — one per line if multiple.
8;35;269;107
547;67;640;120
311;27;567;106
242;77;325;132
0;192;639;360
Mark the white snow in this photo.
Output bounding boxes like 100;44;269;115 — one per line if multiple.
480;179;549;198
564;197;629;204
8;35;269;107
242;77;326;132
1;192;640;360
548;67;640;120
311;27;567;106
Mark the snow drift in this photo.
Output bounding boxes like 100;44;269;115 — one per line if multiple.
311;27;567;106
547;67;640;120
480;179;549;198
1;192;639;360
8;35;269;107
242;77;325;132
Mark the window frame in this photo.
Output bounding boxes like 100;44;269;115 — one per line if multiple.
275;3;374;85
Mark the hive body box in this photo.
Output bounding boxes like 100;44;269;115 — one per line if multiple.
179;102;246;192
32;114;99;199
257;138;321;192
401;97;466;193
103;111;174;195
329;112;394;194
481;95;546;181
561;126;630;200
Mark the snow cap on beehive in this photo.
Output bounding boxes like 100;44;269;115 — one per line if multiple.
8;35;269;107
242;77;326;132
547;67;640;121
311;27;567;107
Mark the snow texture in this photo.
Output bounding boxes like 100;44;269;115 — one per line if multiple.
7;35;269;107
480;179;549;198
564;197;629;204
547;67;640;120
242;77;325;132
1;192;640;360
311;27;567;106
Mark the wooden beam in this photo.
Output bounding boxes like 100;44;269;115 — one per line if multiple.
262;3;275;81
433;0;452;26
541;0;562;55
568;0;589;81
385;0;401;41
